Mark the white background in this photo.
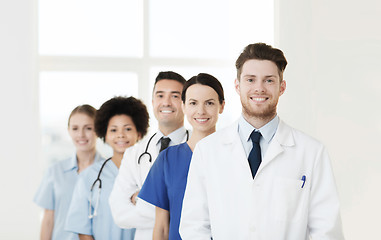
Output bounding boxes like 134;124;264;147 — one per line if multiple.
0;0;380;239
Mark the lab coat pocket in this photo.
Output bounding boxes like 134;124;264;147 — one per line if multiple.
271;177;307;222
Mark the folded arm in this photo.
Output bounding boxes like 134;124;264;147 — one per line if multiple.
109;149;155;229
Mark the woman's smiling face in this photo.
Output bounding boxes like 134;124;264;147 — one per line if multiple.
183;84;224;134
105;114;140;155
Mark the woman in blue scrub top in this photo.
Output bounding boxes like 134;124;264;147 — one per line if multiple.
34;104;103;240
65;96;149;240
139;73;225;240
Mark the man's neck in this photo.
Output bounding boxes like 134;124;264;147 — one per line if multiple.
242;112;276;129
159;124;183;136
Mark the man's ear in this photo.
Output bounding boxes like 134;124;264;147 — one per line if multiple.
234;78;240;95
280;80;286;96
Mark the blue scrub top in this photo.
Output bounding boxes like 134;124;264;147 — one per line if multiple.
34;152;104;240
65;158;135;240
139;143;192;240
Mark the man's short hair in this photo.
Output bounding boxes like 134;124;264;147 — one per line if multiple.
155;71;186;86
235;43;288;81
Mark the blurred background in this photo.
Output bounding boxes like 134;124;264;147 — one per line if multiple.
0;0;380;239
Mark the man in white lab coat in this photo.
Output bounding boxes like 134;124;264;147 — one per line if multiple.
179;43;344;239
109;71;189;240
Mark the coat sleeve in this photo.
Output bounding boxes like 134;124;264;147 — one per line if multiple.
308;146;345;239
109;147;155;229
179;144;212;240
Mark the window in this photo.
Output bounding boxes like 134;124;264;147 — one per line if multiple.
39;0;274;164
39;71;138;162
39;0;143;57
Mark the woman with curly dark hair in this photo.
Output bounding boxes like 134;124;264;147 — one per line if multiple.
65;96;149;240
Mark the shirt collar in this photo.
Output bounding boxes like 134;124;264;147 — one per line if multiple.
63;153;79;172
63;151;103;172
239;114;279;144
156;126;188;146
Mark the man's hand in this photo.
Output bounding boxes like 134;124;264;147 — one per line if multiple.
130;191;140;205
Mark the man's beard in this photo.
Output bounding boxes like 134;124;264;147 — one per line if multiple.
241;98;278;121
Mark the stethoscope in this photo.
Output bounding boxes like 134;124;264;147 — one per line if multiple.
88;157;111;219
137;130;189;165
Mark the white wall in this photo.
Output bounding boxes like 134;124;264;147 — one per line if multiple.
276;0;381;239
1;0;380;239
0;0;40;239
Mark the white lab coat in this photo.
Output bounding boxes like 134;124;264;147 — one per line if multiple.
180;120;344;240
109;128;188;240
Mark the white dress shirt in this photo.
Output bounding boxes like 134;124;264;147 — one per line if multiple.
180;120;344;239
238;114;279;158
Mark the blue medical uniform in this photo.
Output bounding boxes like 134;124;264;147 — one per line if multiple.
34;152;104;240
65;158;135;240
139;143;192;240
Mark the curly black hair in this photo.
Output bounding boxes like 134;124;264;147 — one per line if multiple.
95;96;149;142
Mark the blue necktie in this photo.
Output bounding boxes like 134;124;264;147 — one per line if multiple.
248;131;262;178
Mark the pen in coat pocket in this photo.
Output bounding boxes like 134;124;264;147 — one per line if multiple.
301;175;306;188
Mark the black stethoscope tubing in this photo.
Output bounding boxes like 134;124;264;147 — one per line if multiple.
90;157;112;192
137;130;189;164
90;129;190;187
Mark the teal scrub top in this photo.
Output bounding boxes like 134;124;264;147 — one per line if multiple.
65;158;135;240
34;152;104;240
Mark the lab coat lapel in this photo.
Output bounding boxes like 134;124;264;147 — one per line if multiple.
257;120;295;174
222;122;253;180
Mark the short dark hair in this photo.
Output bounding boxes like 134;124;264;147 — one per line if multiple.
68;104;97;127
182;73;225;104
235;43;287;81
95;96;149;142
154;71;186;86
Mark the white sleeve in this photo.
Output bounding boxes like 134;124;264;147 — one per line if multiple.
109;147;155;229
308;146;345;239
179;144;212;240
